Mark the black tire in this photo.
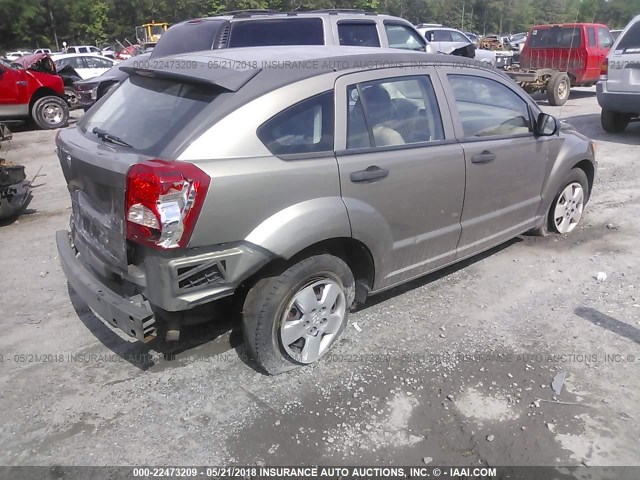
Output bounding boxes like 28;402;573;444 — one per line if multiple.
548;168;590;234
601;109;629;133
546;72;570;106
31;96;69;130
242;254;355;375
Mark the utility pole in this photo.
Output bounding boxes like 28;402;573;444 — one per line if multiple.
461;1;465;31
49;7;59;51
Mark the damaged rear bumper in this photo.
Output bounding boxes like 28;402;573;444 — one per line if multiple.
56;230;157;342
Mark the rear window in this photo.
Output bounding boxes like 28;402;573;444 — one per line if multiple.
229;18;324;47
617;22;640;52
528;27;582;48
79;75;219;155
151;20;224;58
258;91;334;156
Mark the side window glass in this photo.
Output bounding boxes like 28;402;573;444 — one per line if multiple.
598;27;613;48
448;74;531;137
587;27;596;47
346;76;445;149
338;23;381;47
450;31;469;43
258;91;334;156
384;24;425;51
433;30;452;42
72;57;86;69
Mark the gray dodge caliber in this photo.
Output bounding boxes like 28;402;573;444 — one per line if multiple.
56;46;596;374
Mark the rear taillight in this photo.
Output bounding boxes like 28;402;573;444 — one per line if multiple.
125;159;210;249
600;58;608;80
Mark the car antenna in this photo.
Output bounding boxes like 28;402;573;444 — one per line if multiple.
559;7;581;121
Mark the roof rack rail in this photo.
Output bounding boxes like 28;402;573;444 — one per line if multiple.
308;8;377;15
214;9;281;17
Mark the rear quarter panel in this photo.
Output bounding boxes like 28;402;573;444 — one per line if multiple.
180;73;352;259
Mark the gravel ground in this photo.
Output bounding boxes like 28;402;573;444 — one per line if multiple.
0;88;639;470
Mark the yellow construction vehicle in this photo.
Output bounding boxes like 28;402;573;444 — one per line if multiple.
135;22;169;48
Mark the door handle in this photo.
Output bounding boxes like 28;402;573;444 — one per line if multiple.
350;166;389;183
471;150;496;164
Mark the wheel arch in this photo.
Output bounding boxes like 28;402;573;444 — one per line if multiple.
29;87;64;109
240;237;376;307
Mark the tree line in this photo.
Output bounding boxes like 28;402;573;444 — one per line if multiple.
1;0;638;51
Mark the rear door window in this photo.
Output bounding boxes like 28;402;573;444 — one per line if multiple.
338;22;381;47
433;30;453;42
79;76;220;156
587;27;596;46
617;21;640;52
448;75;531;137
258;91;334;156
384;23;425;51
346;76;444;149
229;18;324;47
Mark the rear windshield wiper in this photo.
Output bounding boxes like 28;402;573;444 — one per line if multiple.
92;127;133;148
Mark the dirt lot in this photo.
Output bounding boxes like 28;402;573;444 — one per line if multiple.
0;88;639;471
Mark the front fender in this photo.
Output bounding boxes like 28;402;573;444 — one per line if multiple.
537;128;595;220
244;197;351;260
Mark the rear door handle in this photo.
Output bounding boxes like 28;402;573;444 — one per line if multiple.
350;166;389;183
471;150;496;164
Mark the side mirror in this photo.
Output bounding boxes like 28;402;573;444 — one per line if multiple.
535;112;558;136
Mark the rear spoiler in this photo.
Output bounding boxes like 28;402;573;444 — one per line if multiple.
121;60;261;92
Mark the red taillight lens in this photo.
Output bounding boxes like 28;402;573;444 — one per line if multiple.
600;58;609;80
125;159;210;249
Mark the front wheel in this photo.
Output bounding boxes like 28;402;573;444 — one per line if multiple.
549;169;590;234
243;254;355;375
31;96;69;130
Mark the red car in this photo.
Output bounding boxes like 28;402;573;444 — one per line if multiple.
0;54;69;129
507;23;613;106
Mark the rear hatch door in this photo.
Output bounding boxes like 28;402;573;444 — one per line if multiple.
607;20;640;93
57;70;233;273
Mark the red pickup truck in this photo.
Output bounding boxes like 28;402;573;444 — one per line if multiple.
507;23;613;106
0;54;69;129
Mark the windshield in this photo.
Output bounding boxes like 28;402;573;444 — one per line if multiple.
528;27;582;48
79;75;220;155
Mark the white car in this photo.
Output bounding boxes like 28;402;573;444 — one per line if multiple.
597;15;640;132
4;51;31;61
416;26;496;66
64;45;102;55
51;53;118;80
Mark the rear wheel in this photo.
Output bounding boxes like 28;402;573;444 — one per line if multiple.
601;109;630;133
31;96;69;130
242;254;354;375
547;72;570;106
